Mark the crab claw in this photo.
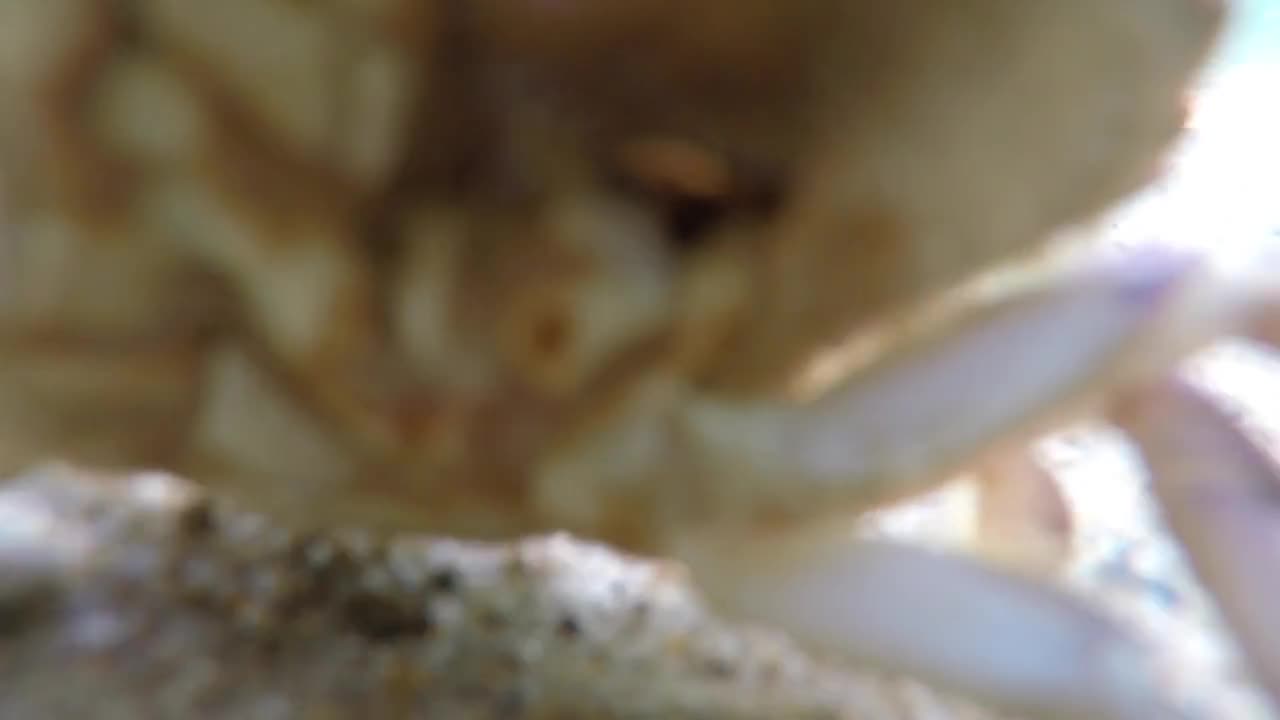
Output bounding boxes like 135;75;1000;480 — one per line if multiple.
676;527;1191;720
677;246;1255;520
666;244;1280;717
1112;375;1280;711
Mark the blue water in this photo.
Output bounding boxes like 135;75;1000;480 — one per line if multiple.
1216;0;1280;69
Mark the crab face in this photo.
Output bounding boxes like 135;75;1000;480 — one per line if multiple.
3;0;1280;718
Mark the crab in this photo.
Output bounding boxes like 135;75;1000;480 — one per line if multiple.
0;0;1277;717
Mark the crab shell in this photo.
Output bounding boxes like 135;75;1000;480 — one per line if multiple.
4;0;1277;718
0;0;1222;536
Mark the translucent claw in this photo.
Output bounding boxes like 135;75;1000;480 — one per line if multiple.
678;530;1189;720
679;247;1234;516
1112;377;1280;711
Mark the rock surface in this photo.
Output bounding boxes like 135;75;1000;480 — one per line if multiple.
0;464;999;720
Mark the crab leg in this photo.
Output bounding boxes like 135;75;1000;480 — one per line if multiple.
1112;375;1280;710
973;450;1075;576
